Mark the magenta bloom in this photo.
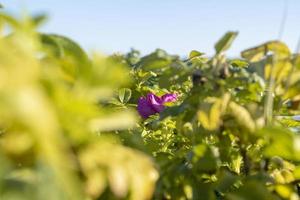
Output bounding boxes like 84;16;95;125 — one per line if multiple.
137;93;177;118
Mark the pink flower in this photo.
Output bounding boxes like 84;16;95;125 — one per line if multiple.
137;93;177;119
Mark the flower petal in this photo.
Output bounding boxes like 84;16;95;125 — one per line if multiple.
137;97;157;118
147;93;164;112
161;93;177;103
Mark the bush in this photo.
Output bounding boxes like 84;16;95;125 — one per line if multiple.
1;13;300;200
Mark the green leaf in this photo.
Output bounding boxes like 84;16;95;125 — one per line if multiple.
0;13;20;28
89;111;137;132
216;171;239;193
159;104;187;119
191;182;216;200
118;88;132;104
136;49;173;71
197;99;222;131
241;41;291;62
278;117;300;128
41;34;89;66
40;34;90;81
293;165;300;180
262;127;300;161
283;84;300;100
230;59;249;68
226;180;280;200
274;185;295;199
215;31;238;54
79;142;158;200
32;14;48;27
228;102;256;132
190;144;220;172
189;50;205;59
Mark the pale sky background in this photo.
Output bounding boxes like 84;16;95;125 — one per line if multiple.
1;0;300;56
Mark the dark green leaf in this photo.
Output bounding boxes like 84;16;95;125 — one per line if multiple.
226;180;280;200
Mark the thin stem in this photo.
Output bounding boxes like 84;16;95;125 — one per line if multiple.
278;0;289;40
264;56;276;125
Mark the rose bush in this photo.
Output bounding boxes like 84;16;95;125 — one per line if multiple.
1;12;300;200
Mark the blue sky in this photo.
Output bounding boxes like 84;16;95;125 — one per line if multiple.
2;0;300;56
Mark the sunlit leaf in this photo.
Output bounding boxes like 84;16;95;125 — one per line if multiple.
215;31;238;54
189;50;205;59
262;127;300;161
118;88;132;104
241;41;291;62
230;59;249;68
228;101;256;132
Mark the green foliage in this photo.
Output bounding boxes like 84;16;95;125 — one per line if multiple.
0;13;156;200
1;11;300;200
215;31;238;54
118;88;132;104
